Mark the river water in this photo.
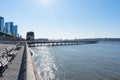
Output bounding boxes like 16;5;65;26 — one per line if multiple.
31;41;120;80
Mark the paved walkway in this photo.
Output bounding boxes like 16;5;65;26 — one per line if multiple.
0;44;16;50
0;44;25;80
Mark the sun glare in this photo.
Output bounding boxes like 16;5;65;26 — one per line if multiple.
41;0;49;5
35;0;57;8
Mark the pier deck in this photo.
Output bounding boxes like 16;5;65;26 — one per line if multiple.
28;40;98;47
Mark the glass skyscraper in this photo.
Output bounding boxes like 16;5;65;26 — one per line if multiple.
5;22;13;35
5;22;12;34
13;25;18;36
0;16;4;32
5;22;18;36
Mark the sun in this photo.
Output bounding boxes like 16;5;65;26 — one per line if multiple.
35;0;56;7
41;0;49;5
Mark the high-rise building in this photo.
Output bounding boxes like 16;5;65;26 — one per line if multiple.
5;22;18;36
13;25;18;36
5;22;11;34
5;22;13;35
0;16;4;32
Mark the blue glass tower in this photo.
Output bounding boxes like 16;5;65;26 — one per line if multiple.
5;22;11;34
13;25;18;36
0;16;4;32
5;22;13;35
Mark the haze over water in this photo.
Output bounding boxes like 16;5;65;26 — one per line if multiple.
31;41;120;80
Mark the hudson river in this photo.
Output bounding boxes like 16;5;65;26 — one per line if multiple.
31;41;120;80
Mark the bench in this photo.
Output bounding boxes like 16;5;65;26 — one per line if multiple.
16;43;21;50
8;51;16;62
0;58;8;76
0;47;13;76
0;49;7;57
0;46;17;76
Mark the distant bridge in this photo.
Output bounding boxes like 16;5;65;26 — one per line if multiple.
27;40;99;47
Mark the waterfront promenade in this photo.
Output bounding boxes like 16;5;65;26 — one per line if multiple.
0;42;39;80
0;44;24;80
0;43;24;80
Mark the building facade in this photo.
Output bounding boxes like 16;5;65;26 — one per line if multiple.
0;16;4;32
26;31;34;40
13;25;18;36
5;22;11;34
5;22;18;37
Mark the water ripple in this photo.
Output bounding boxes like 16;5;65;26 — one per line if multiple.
32;47;58;80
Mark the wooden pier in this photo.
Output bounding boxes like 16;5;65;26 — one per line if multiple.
27;40;98;47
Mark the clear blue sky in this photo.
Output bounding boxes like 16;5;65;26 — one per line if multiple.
0;0;120;39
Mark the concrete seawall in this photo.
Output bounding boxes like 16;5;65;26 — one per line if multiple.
19;42;40;80
25;42;36;80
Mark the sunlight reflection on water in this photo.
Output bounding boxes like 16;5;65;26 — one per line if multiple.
32;46;58;80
